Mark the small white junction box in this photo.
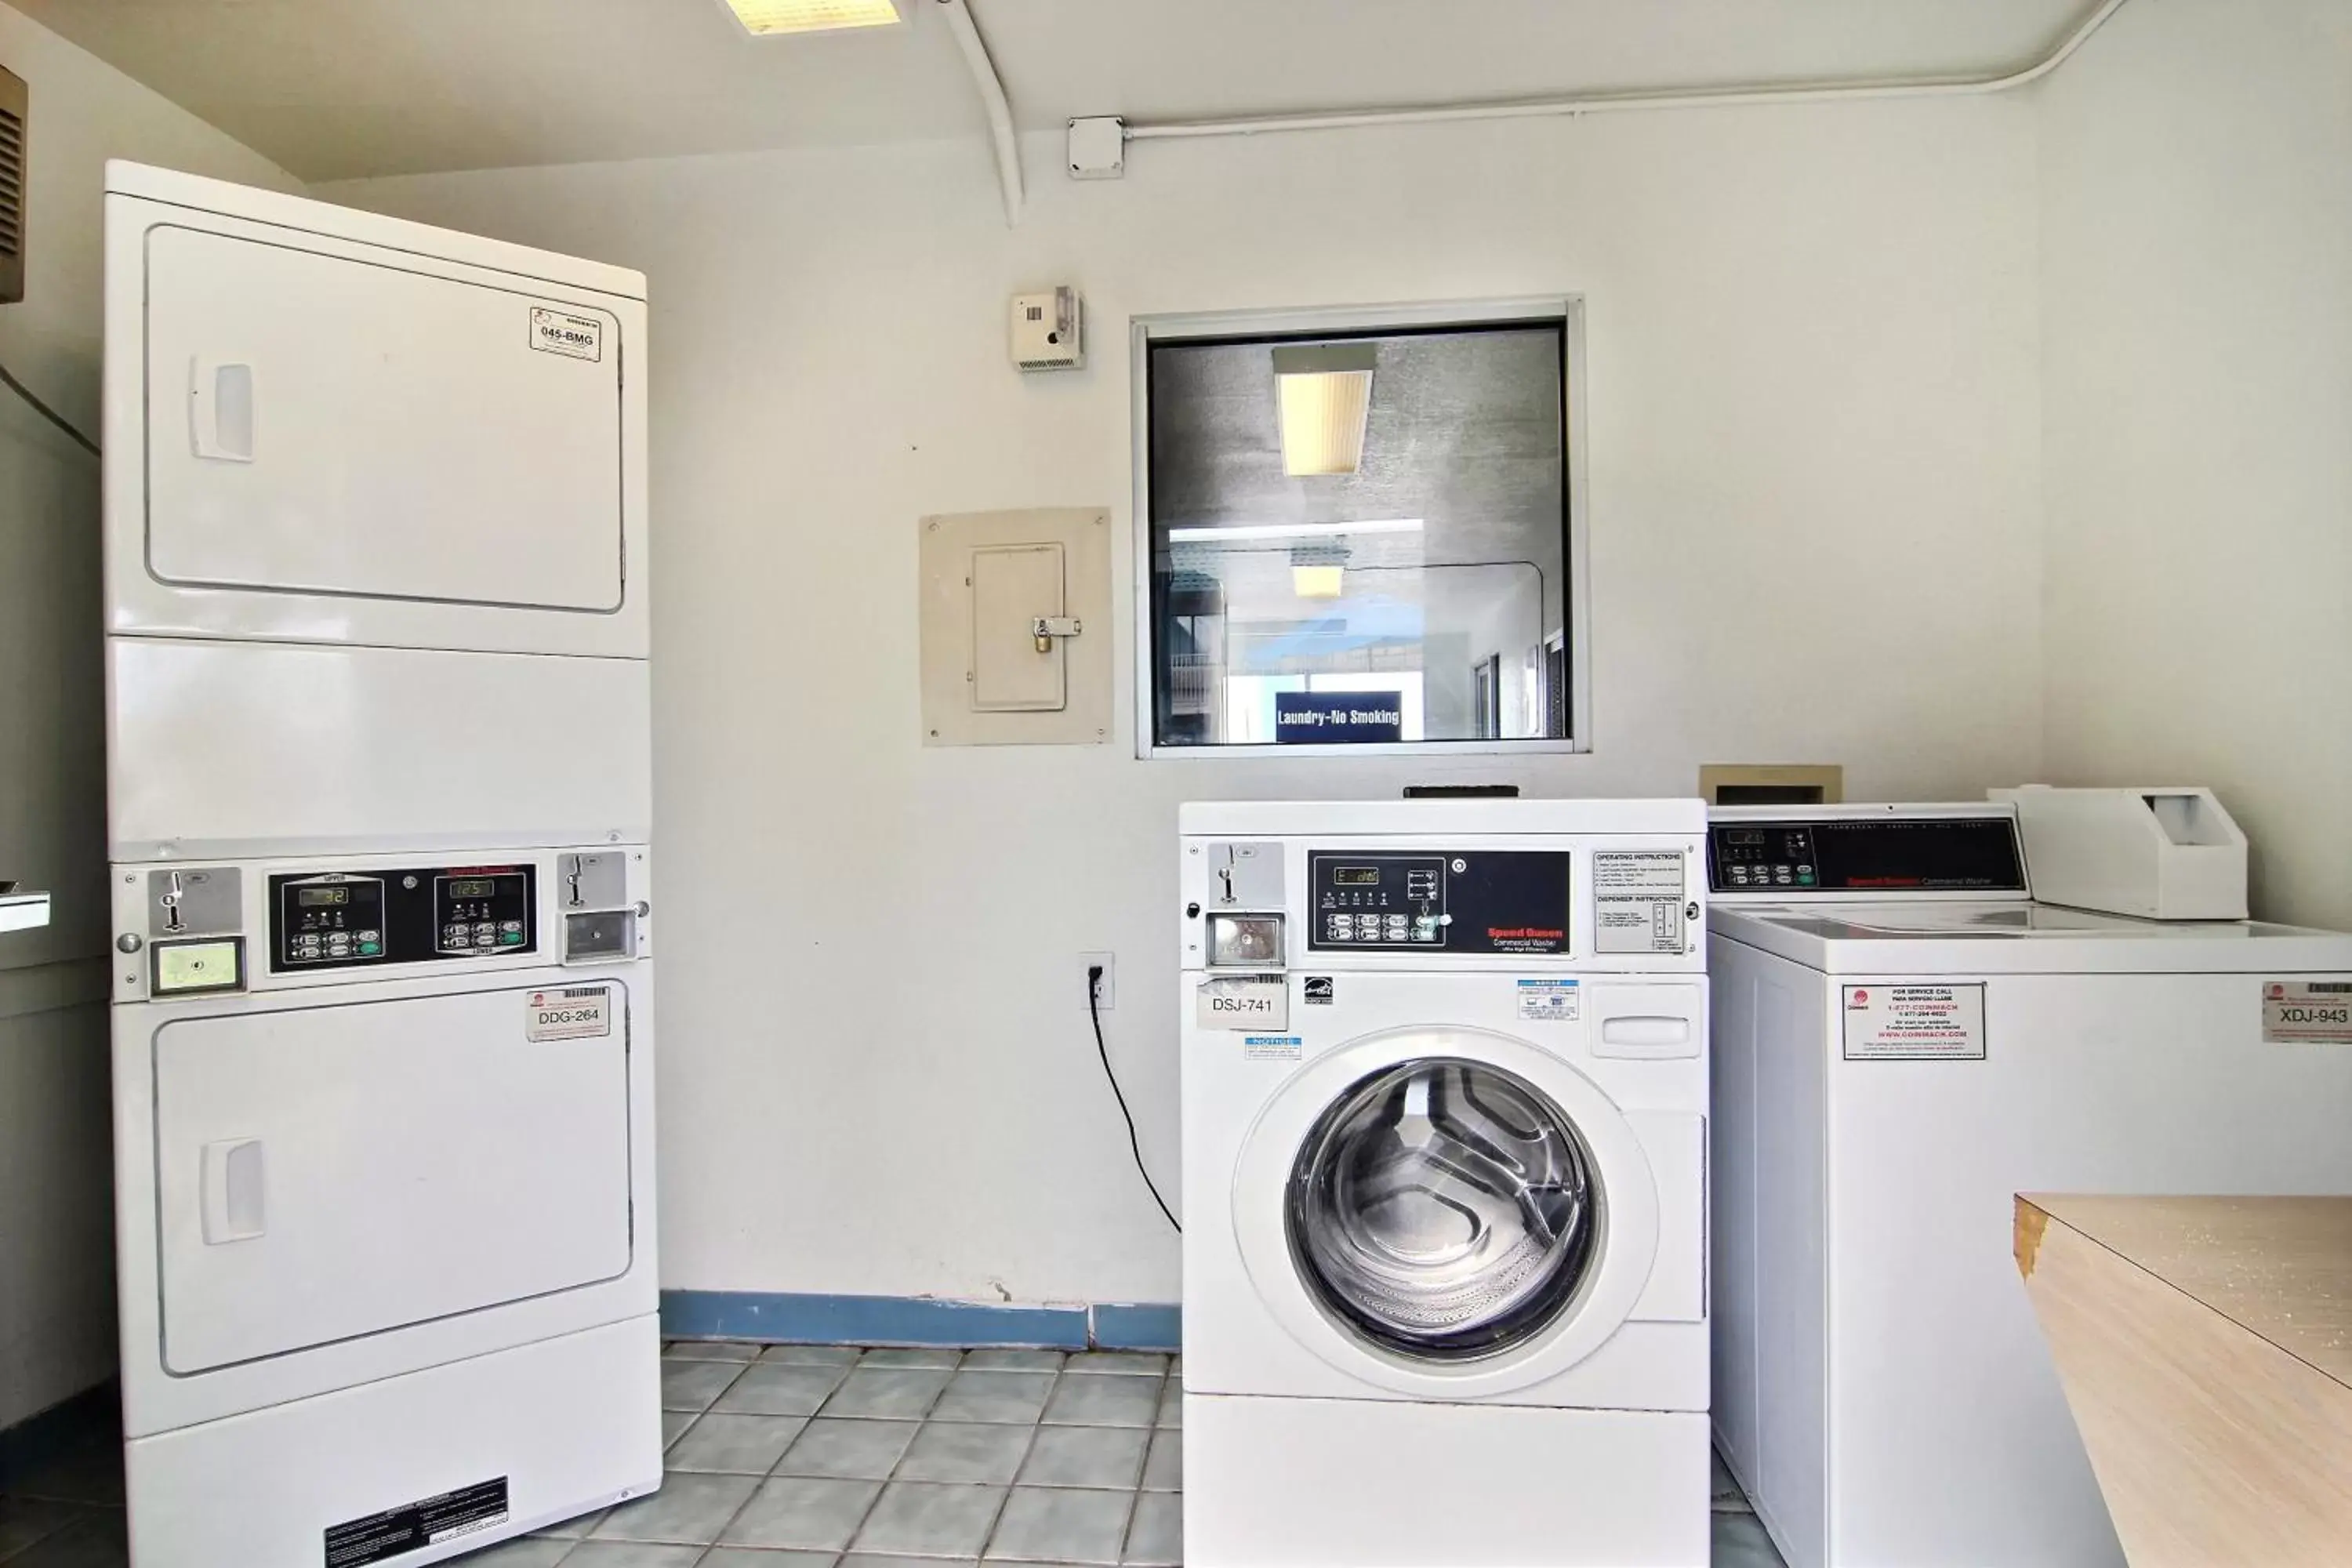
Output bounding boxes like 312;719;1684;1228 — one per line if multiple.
1012;287;1084;372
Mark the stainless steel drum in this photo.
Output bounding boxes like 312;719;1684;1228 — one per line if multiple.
1286;1056;1598;1360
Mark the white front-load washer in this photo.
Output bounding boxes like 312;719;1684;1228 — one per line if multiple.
1179;799;1711;1568
1705;803;2352;1568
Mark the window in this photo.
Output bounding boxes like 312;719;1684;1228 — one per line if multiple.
1136;303;1584;755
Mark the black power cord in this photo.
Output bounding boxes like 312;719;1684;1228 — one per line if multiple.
1087;964;1179;1234
0;359;100;459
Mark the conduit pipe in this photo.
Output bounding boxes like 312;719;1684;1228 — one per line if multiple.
1120;0;2131;146
938;0;1024;225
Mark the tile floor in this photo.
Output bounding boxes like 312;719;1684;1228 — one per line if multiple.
0;1344;1789;1566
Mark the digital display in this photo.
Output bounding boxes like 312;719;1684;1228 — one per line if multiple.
446;878;499;899
1726;829;1766;846
1333;867;1381;887
296;887;350;906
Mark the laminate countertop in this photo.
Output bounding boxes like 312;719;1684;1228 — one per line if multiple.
2015;1193;2352;1568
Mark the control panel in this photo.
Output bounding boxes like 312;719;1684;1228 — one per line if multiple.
437;871;532;956
1711;825;1821;891
269;864;537;972
1707;815;2027;895
1308;851;1572;955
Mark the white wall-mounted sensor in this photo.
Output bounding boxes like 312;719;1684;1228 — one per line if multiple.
1011;288;1084;372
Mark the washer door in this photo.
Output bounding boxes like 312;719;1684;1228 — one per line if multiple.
1232;1026;1660;1399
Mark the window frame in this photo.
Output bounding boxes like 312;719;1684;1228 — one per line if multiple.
1129;296;1594;761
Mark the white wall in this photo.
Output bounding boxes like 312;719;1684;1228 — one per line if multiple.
324;98;2042;1310
2038;0;2352;929
0;2;298;1427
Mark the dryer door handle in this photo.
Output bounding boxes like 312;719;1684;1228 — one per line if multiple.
201;1138;267;1243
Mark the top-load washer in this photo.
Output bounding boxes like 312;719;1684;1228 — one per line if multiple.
1181;799;1711;1568
1705;802;2352;1568
103;162;650;862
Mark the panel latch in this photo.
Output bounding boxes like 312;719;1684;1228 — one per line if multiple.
1033;615;1083;653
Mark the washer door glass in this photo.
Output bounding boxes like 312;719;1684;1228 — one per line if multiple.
1286;1056;1597;1361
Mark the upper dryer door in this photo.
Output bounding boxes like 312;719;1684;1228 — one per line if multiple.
105;194;647;658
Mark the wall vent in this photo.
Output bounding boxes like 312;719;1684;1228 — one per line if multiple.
0;65;25;305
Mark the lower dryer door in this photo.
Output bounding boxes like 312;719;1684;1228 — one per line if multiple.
151;981;633;1373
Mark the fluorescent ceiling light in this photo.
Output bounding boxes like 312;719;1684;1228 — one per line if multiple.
718;0;904;36
1292;564;1346;599
1167;519;1422;544
1273;343;1376;477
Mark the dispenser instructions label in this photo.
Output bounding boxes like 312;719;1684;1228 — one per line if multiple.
529;307;604;362
1198;975;1287;1031
1593;851;1687;954
1243;1035;1303;1062
1842;983;1986;1061
2263;981;2352;1044
526;985;611;1041
325;1475;509;1566
1516;978;1581;1022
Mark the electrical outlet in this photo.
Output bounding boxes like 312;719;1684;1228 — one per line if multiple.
1080;950;1116;1011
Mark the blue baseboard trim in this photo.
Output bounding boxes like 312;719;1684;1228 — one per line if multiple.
1087;1302;1182;1352
659;1291;1180;1353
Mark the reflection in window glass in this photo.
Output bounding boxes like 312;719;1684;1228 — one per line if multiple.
1147;321;1570;749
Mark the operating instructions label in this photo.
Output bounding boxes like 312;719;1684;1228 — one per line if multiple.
1592;850;1687;954
1842;983;1987;1061
325;1476;509;1566
2263;981;2352;1044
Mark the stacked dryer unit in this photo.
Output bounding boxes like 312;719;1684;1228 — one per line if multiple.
102;162;659;1566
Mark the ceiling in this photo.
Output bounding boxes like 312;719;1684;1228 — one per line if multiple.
19;0;2096;182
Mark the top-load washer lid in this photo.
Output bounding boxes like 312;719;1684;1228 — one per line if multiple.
1747;903;2321;941
1287;1057;1596;1361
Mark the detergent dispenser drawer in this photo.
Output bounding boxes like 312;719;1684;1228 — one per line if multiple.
151;983;633;1373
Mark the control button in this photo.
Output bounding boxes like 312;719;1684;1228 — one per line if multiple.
1796;873;1817;887
473;920;497;938
1412;928;1437;942
443;924;468;944
1328;924;1353;942
1730;868;1749;884
500;920;524;934
357;941;381;956
1797;865;1815;875
499;931;525;946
